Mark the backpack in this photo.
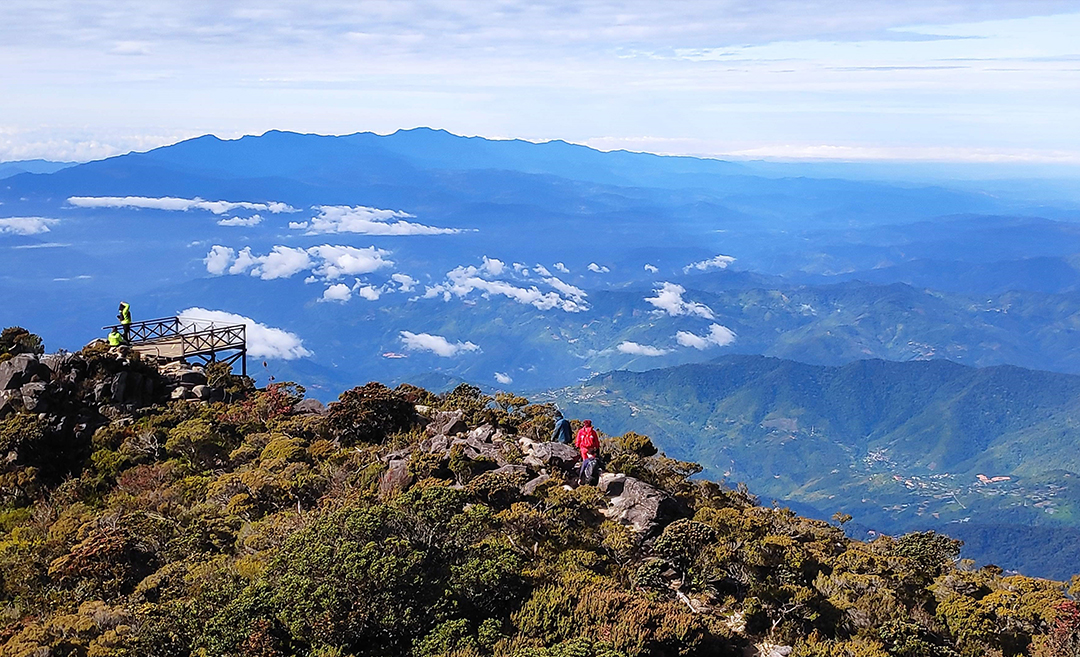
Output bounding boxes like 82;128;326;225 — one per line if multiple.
579;456;601;486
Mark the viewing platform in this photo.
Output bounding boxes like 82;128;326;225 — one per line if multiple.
103;316;247;375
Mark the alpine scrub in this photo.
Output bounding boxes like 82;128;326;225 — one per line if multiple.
0;329;1077;657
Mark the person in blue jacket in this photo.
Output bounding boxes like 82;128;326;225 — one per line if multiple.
551;410;573;444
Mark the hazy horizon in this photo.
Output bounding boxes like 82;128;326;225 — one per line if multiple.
3;1;1079;165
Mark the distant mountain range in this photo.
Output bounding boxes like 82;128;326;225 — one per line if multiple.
548;355;1080;579
0;159;74;179
3;128;1080;395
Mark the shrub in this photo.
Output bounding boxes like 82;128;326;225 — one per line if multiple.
0;326;43;358
327;382;416;445
615;432;658;458
165;419;229;468
894;531;962;579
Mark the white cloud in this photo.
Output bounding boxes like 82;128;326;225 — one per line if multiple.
11;242;70;249
481;256;505;276
400;331;480;357
391;273;418;292
230;247;260;275
320;283;352;303
554;262;570;273
206;243;393;281
644;264;659;273
217;214;263;227
588;262;610;273
676;323;737;350
291;204;467;235
618;341;671;356
254;246;314;280
0;216;58;235
203;245;235;275
423;259;589;312
319;279;382;303
533;264;552;276
308;244;393;279
354;283;381;300
68;196;297;215
543;277;588;304
494;372;513;385
684;254;736;273
178;307;312;360
645;282;714;319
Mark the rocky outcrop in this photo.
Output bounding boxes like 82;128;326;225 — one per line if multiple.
489;464;529;478
745;644;793;657
379;459;414;498
293;398;327;415
20;382;49;412
0;390;18;416
518;438;579;473
0;354;52;390
110;371;158;406
161;367;224;402
426;409;467;437
419;417;521;475
599;473;682;536
522;474;552;496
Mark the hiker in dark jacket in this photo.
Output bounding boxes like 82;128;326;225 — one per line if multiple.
551;411;573;444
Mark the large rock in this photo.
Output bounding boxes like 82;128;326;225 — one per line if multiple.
0;390;19;417
423;434;453;455
20;382;48;413
522;442;579;472
379;459;414;498
452;435;503;463
40;352;73;374
599;473;682;535
522;474;552;496
191;385;212;401
489;464;529;478
293;398;327;415
111;371;147;405
172;369;207;386
468;424;496;443
427;409;467;437
0;355;51;390
108;371;157;406
745;644;793;657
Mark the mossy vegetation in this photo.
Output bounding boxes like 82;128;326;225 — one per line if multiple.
0;348;1078;656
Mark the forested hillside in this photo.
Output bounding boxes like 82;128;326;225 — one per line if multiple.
549;355;1080;579
1;332;1079;656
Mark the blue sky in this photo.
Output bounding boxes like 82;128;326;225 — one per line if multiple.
1;0;1079;164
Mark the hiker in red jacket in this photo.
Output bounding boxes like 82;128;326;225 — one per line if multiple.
574;419;599;461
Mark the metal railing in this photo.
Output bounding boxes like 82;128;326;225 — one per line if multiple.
176;323;246;354
102;316;248;375
102;316;184;343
